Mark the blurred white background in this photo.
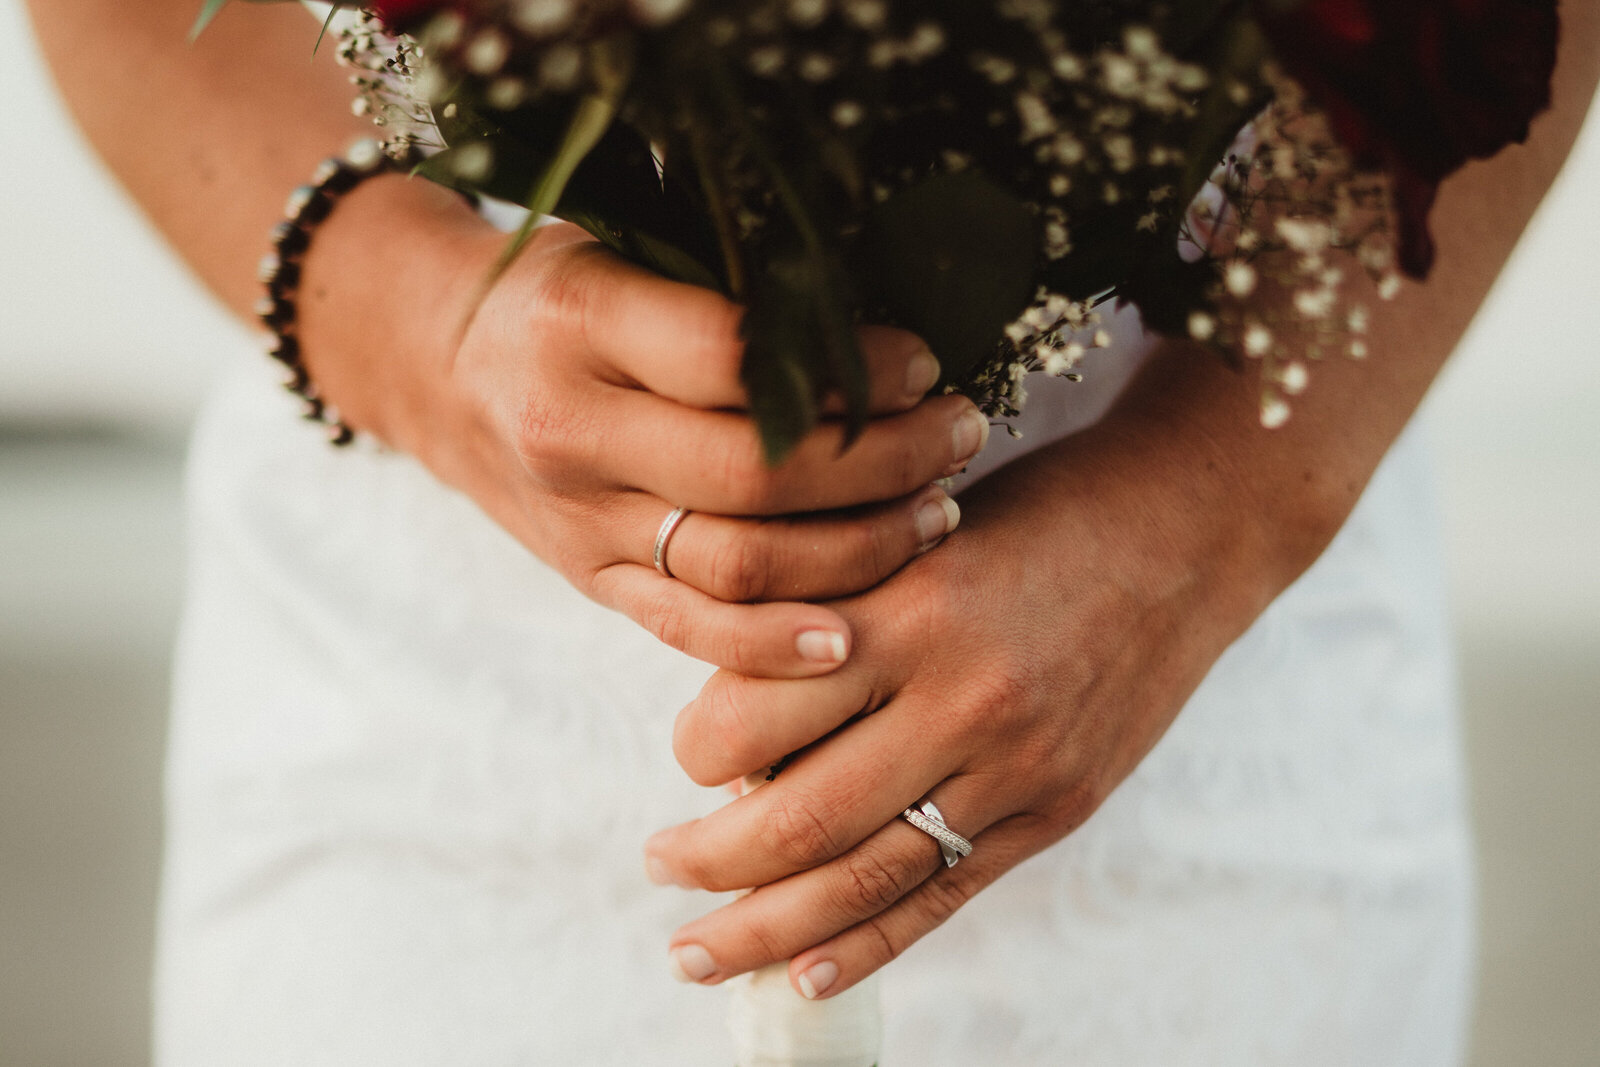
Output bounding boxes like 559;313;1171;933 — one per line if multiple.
2;0;1596;1062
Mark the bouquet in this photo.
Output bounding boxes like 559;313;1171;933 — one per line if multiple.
202;0;1556;459
197;0;1556;1062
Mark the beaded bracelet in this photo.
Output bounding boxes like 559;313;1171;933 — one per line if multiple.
255;138;412;446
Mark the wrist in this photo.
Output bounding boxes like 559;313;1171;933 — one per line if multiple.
293;169;500;453
1085;342;1357;624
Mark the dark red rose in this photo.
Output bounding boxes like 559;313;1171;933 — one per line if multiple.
1255;0;1558;276
368;0;452;32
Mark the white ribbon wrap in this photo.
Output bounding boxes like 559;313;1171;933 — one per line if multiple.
729;964;882;1067
731;769;884;1066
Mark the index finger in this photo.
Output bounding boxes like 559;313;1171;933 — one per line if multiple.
645;707;947;893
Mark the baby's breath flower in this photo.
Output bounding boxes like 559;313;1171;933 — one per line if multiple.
1243;322;1273;357
451;140;495;180
513;0;574;36
1279;360;1310;395
628;0;691;26
1225;261;1258;297
1260;394;1291;428
465;29;510;75
842;0;886;31
786;0;828;29
342;0;1407;444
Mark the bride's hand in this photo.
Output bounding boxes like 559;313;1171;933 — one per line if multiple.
640;393;1329;997
299;187;984;678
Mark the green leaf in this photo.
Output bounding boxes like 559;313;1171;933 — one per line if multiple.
741;251;861;465
1175;15;1272;216
188;0;296;42
1039;206;1145;301
743;340;819;469
561;209;723;291
857;171;1039;385
693;53;869;451
429;85;508;145
1118;250;1221;341
453;38;635;338
188;0;231;40
413;136;547;205
313;3;347;55
524;41;632;218
485;85;623;284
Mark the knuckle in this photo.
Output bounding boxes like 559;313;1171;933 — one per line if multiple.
705;529;773;603
832;844;917;916
687;301;747;381
1051;774;1107;836
669;704;703;778
899;571;958;647
675;849;721;892
536;243;610;356
915;870;976;927
508;382;558;464
857;515;906;580
678;681;758;786
715;623;760;675
638;589;693;654
732;915;790;965
764;791;845;869
857;915;904;967
509;379;591;484
644;595;760;674
714;443;780;515
970;661;1033;718
889;434;925;494
671;704;720;787
947;660;1038;749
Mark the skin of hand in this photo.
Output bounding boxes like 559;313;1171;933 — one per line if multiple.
300;193;986;677
24;0;982;677
645;7;1600;1000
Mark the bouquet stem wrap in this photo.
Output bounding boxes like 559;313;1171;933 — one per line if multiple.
728;964;881;1067
731;774;880;1067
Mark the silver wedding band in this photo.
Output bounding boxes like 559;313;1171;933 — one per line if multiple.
901;799;972;868
653;505;691;578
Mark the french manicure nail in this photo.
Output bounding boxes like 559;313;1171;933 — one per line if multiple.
947;407;990;475
914;490;961;551
669;944;717;984
904;349;941;401
797;960;839;1000
796;629;848;665
645;854;671;886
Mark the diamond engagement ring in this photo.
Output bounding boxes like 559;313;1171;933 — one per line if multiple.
653;506;690;578
900;799;972;868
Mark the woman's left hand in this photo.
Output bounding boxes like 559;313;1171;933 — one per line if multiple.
642;405;1308;1000
639;0;1600;989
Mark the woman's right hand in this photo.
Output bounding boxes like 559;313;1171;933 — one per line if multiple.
299;186;986;678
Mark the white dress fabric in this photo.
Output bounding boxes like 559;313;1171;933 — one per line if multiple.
154;314;1474;1066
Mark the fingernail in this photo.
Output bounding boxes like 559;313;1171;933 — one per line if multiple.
796;629;848;664
669;944;717;984
645;854;671;886
914;490;961;551
947;407;990;476
904;349;941;401
797;960;839;1000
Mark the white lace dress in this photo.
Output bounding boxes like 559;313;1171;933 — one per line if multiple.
153;311;1474;1066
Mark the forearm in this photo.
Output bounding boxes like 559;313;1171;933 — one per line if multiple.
1062;1;1599;615
24;0;373;316
23;0;495;447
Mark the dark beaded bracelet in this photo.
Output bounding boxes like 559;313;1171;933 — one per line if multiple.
255;138;413;446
